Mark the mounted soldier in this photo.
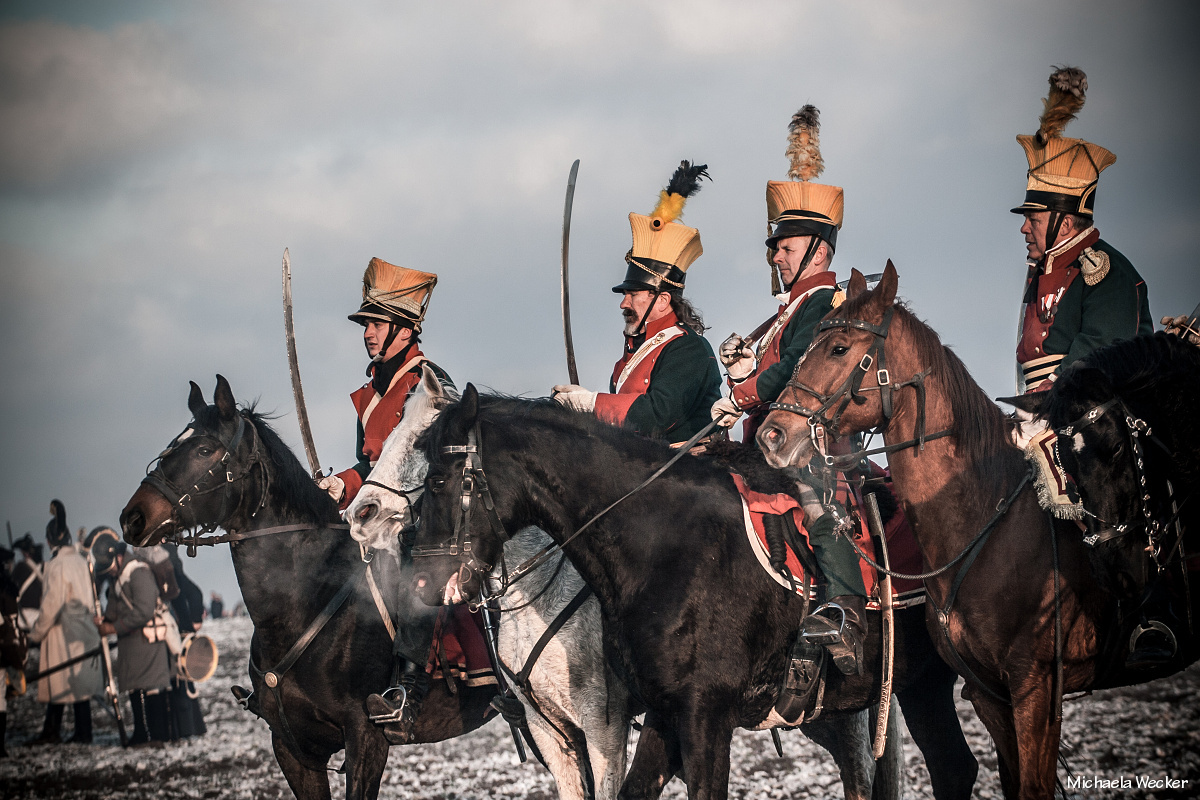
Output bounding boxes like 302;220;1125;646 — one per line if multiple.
711;106;870;677
1011;66;1151;403
552;160;722;445
315;258;455;744
1005;68;1170;670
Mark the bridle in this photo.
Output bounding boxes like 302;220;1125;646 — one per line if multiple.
1056;396;1188;564
768;305;951;468
140;412;268;554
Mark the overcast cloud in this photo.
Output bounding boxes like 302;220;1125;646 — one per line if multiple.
1;1;1196;605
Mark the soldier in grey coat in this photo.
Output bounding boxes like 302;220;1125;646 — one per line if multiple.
93;537;171;746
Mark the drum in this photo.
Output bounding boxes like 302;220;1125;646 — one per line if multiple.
176;633;219;684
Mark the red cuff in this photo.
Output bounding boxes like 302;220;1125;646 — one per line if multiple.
594;393;638;425
336;468;364;511
730;377;763;410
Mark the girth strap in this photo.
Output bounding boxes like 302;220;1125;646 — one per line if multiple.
514;585;594;690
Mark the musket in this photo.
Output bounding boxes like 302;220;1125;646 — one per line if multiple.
282;248;323;478
87;558;128;746
862;492;893;760
25;645;101;682
560;159;581;386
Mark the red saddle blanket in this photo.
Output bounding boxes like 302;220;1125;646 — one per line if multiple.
731;472;926;609
426;605;498;688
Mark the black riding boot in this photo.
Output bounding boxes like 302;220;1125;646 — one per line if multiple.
366;660;432;746
1;711;8;757
28;702;63;745
802;595;867;676
127;691;149;746
68;699;92;744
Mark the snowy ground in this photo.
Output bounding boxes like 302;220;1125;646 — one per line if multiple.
2;615;1197;799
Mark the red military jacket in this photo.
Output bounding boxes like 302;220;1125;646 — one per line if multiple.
594;312;687;426
334;346;432;509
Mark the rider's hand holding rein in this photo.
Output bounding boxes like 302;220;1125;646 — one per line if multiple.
552;384;598;413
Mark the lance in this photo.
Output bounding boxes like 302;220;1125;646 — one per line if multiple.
862;492;894;760
282;248;323;478
560;160;581;385
6;520;11;548
87;557;128;746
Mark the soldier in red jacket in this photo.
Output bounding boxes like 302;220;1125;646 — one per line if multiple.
553;161;721;445
318;258;453;743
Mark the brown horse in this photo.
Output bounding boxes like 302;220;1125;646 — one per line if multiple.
755;263;1198;799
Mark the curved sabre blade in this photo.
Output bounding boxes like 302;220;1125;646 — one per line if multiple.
561;159;581;386
282;248;322;477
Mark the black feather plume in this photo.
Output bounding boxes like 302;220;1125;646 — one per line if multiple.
665;160;711;198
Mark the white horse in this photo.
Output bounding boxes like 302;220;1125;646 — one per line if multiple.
347;367;905;800
347;367;630;800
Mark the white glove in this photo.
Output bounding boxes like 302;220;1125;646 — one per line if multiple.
719;333;757;381
710;396;742;428
316;474;345;503
552;384;598;413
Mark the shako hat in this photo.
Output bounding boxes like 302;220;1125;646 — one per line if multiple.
348;258;437;331
89;527;125;574
612;161;709;295
1011;67;1115;217
765;105;843;252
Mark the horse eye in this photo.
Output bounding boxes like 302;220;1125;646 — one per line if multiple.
427;476;446;491
197;446;213;457
830;344;850;357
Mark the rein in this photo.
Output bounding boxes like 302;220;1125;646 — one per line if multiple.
768;306;951;467
414;416;721;607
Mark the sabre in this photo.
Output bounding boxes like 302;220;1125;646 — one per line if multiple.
561;159;581;385
282;248;323;478
862;493;893;761
87;558;128;746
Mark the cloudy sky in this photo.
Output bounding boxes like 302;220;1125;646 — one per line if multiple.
1;1;1196;605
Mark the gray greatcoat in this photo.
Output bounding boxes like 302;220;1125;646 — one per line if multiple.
105;559;170;693
28;545;103;703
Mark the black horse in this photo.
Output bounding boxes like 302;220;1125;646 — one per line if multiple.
407;387;977;800
1005;332;1200;670
119;377;496;800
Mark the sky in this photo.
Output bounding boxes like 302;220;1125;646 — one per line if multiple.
1;1;1197;606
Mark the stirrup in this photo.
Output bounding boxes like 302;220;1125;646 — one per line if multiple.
367;686;408;724
801;602;848;646
1127;620;1178;668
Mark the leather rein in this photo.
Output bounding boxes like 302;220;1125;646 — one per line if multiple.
767;306;951;468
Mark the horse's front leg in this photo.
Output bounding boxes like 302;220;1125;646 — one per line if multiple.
1009;673;1063;800
895;657;976;800
800;710;874;800
970;695;1021;799
342;715;391;800
271;732;333;800
676;710;734;800
619;710;681;800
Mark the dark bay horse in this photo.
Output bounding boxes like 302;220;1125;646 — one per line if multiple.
755;264;1200;799
407;386;977;800
119;376;496;800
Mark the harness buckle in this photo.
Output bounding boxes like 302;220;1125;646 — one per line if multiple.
876;368;890;386
177;493;191;507
226;471;235;483
858;353;874;372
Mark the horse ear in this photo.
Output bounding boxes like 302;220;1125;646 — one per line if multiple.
996;392;1047;416
460;383;479;425
846;269;868;300
213;375;237;421
188;381;207;418
875;260;898;309
421;364;459;407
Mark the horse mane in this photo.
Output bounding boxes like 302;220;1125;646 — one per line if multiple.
1057;332;1200;401
237;404;341;525
835;292;1019;488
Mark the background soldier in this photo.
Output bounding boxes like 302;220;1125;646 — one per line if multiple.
319;258;453;744
11;533;42;635
27;501;102;745
1011;66;1151;399
93;532;173;746
712;106;869;677
553;160;721;444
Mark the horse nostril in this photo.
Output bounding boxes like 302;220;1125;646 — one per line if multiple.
412;572;430;591
357;504;375;522
122;508;145;539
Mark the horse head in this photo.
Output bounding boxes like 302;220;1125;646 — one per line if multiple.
120;375;262;547
758;262;900;468
407;383;507;608
347;365;459;555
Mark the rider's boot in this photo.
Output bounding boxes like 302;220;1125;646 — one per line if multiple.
802;595;867;676
366;659;432;746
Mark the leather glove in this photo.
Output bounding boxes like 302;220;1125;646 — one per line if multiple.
552;384;598;413
710;395;742;428
316;474;345;503
719;333;757;381
1162;314;1200;345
